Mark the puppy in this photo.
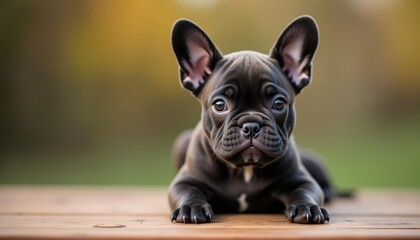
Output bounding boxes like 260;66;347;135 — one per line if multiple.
168;16;333;224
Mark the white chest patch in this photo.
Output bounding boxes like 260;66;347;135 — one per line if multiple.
237;193;248;212
243;166;253;183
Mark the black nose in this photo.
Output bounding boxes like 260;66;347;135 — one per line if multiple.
242;122;261;138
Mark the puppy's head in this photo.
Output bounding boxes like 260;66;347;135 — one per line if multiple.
171;17;319;168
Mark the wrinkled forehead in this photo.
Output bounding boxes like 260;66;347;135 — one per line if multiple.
214;51;293;92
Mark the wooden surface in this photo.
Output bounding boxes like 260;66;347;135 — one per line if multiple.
0;186;419;239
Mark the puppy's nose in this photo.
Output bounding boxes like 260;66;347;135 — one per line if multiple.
242;122;261;138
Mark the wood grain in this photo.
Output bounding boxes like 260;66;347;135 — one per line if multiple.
0;186;419;239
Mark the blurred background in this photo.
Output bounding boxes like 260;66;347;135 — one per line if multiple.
1;0;419;189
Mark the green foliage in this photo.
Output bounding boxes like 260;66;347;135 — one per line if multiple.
2;121;420;188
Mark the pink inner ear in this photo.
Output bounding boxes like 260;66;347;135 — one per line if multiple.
282;37;309;87
181;41;212;90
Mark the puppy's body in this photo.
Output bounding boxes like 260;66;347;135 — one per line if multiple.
172;125;331;214
169;17;332;224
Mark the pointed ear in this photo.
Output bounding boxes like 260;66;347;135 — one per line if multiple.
171;19;222;96
270;16;319;93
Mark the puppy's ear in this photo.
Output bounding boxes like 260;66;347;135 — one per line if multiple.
171;19;222;96
270;16;319;93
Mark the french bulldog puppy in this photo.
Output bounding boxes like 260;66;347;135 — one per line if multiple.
168;16;333;224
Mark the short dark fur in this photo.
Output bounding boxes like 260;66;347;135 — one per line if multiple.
169;16;333;224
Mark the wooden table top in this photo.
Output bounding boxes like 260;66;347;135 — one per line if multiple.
0;186;419;239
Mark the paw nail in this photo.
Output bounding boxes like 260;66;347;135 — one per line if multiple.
306;213;309;222
193;215;198;224
183;215;186;224
289;213;294;222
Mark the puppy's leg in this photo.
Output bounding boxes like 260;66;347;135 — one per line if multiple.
171;130;192;171
169;129;214;224
300;149;334;203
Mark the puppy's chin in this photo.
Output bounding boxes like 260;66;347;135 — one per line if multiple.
222;147;282;169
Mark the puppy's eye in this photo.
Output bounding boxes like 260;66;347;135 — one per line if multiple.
272;98;286;111
212;100;228;112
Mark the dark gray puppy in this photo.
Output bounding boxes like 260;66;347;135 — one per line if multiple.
168;16;333;224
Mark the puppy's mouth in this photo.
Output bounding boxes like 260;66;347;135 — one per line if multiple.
232;142;269;167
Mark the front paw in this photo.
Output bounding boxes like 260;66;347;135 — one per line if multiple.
170;203;213;224
286;203;330;224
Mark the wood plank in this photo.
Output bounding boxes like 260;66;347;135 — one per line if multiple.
0;186;419;239
1;214;420;239
0;186;171;215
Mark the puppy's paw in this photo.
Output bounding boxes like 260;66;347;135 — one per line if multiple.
170;203;213;224
286;203;330;224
